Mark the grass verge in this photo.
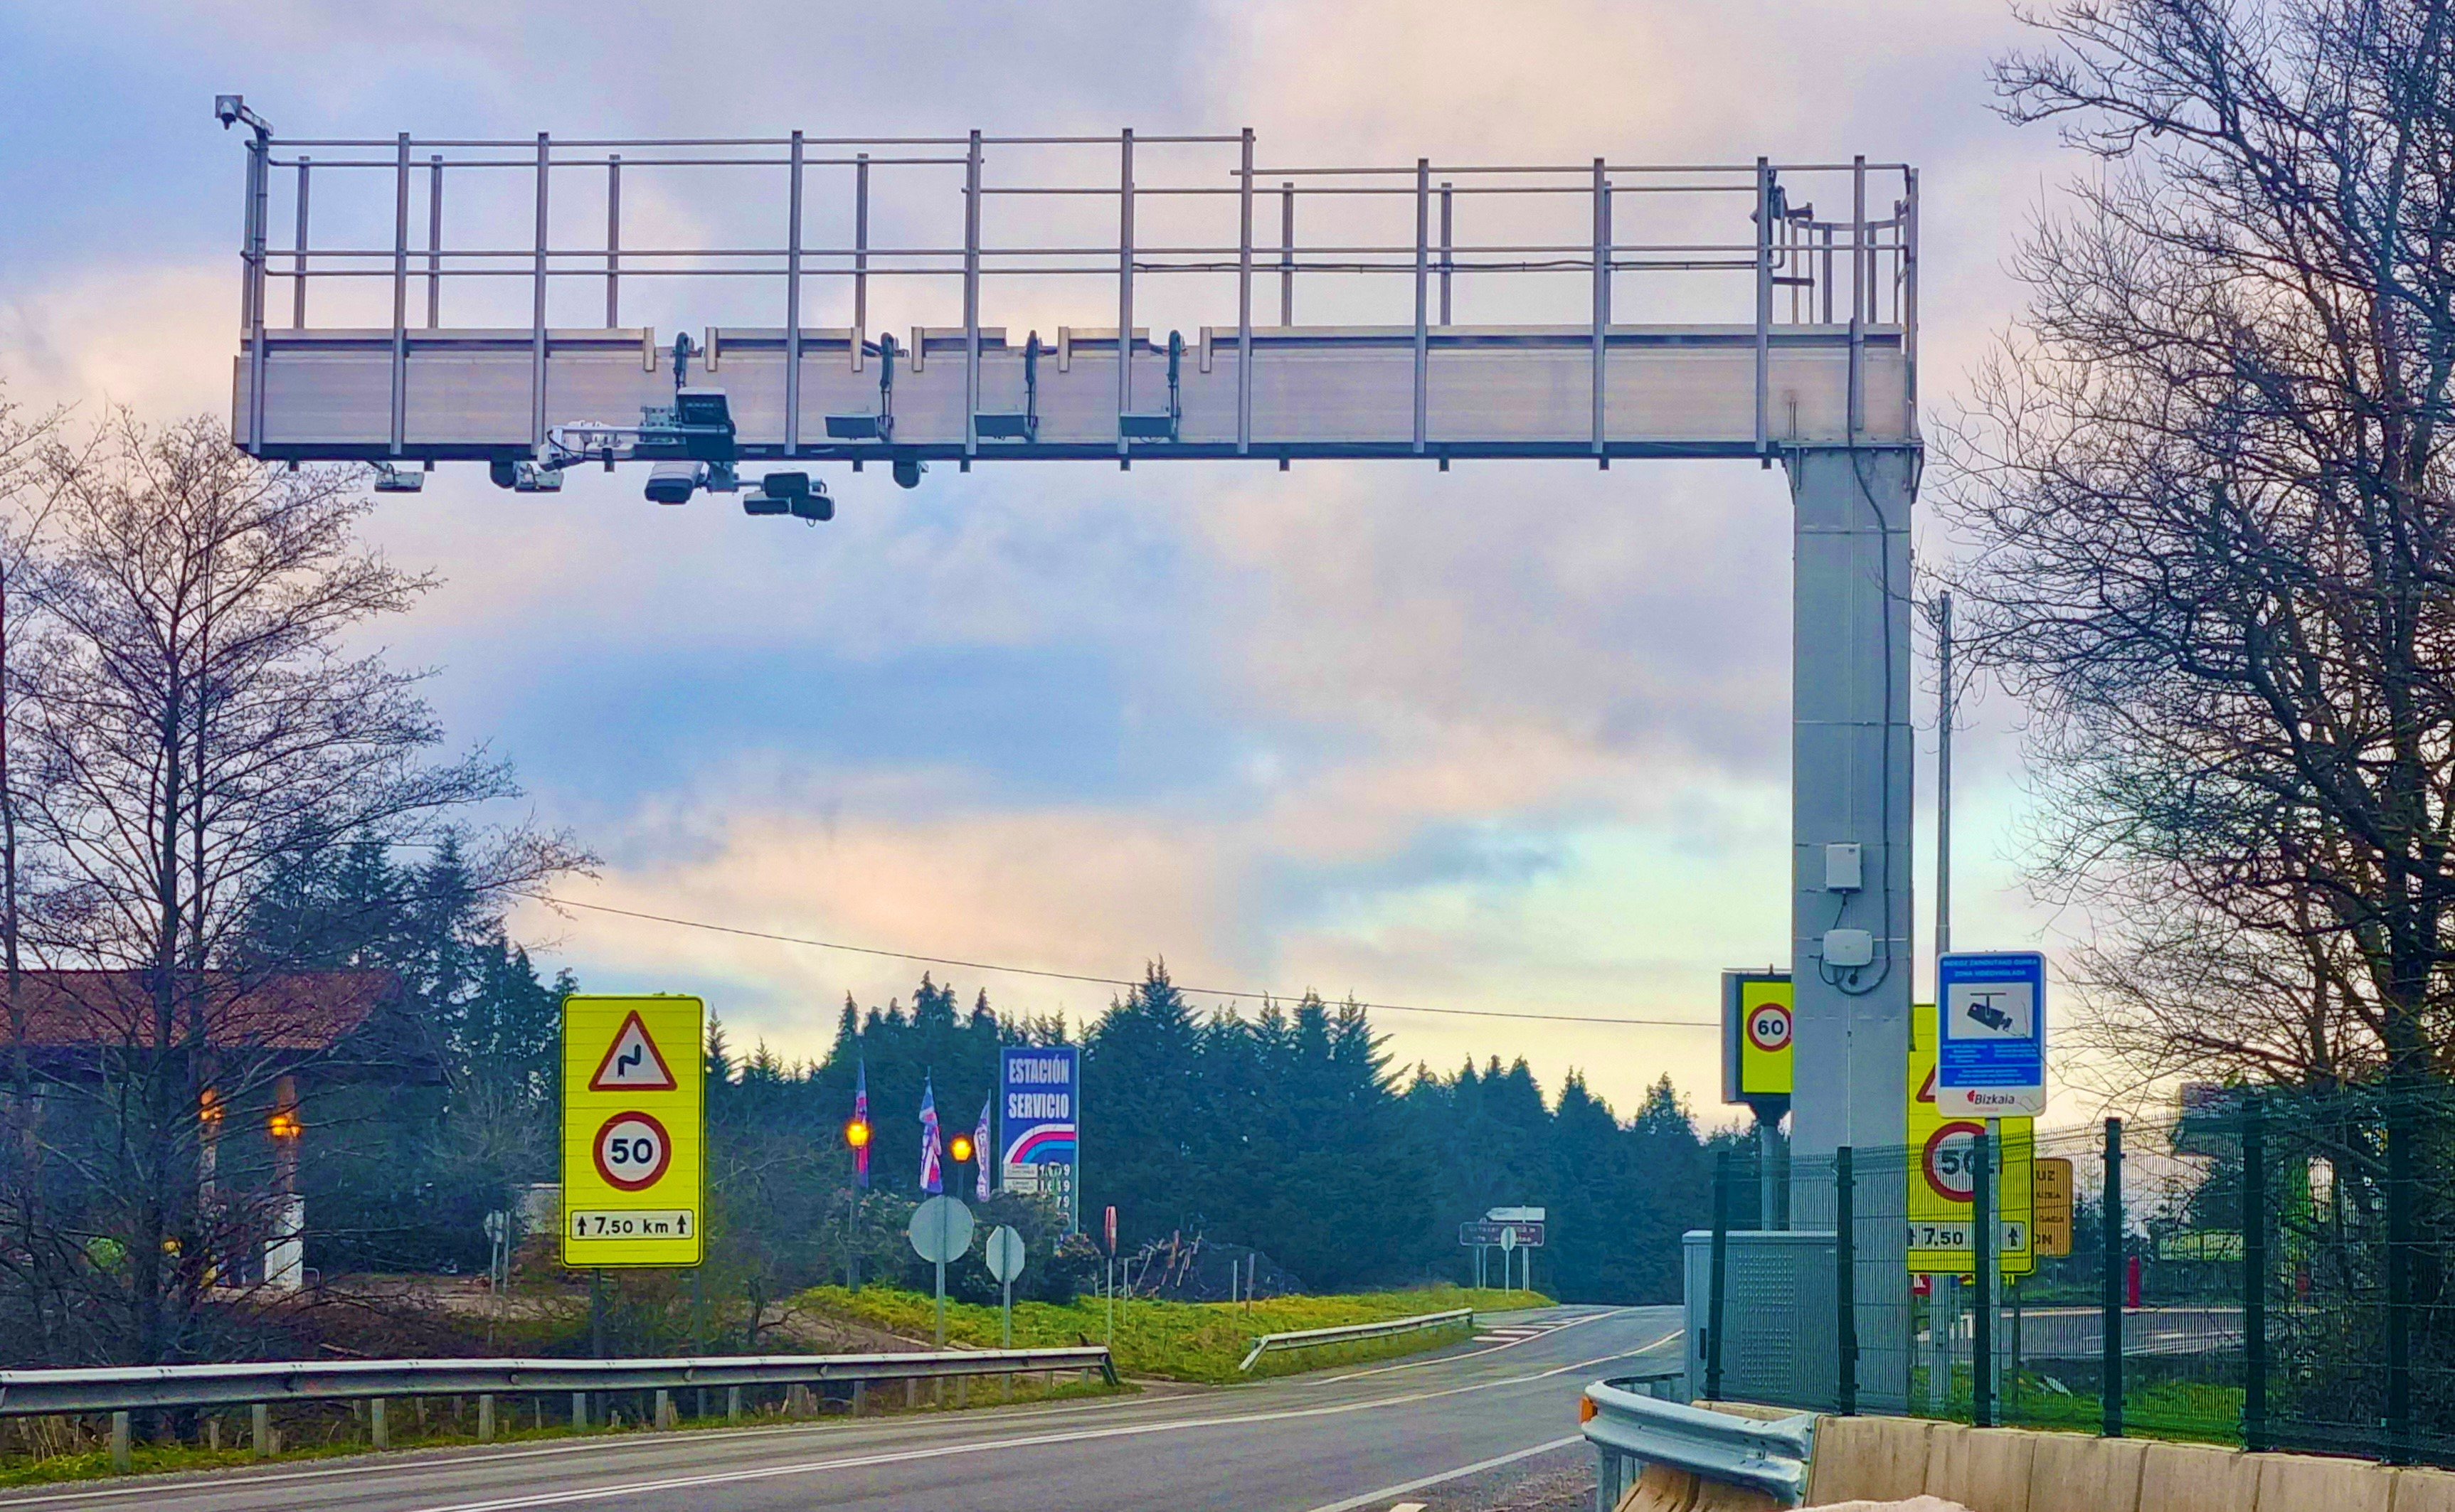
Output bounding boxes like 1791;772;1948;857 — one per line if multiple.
797;1283;1550;1384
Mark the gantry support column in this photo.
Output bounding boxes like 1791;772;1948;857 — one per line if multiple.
1786;443;1915;1411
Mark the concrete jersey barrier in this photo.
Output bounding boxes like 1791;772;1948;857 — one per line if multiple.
1589;1398;2455;1512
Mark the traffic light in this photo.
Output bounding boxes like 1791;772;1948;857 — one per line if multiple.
948;1132;975;1164
844;1117;871;1150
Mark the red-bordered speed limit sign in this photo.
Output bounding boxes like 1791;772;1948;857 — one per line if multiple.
593;1111;673;1192
1746;1001;1793;1054
1922;1119;1985;1203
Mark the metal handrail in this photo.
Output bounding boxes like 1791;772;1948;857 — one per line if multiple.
0;1346;1115;1417
1236;1308;1473;1372
1580;1378;1815;1508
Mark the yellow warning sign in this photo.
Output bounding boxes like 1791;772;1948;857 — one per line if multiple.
561;995;704;1268
1908;1001;2034;1277
1722;971;1793;1102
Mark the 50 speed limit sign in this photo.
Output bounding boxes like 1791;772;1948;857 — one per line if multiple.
562;996;704;1267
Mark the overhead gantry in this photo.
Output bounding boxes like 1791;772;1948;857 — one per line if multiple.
215;97;1921;1407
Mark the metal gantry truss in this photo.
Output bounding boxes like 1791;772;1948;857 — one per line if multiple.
220;106;1916;494
217;101;1926;1410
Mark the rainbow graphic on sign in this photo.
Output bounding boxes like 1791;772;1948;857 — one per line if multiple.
1000;1045;1078;1222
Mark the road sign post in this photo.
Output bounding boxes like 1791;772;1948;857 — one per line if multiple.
561;996;705;1269
985;1225;1027;1348
1723;971;1794;1228
908;1196;975;1347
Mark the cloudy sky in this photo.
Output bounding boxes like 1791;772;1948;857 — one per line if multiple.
0;1;2089;1123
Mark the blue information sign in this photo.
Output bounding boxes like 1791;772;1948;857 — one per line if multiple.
999;1045;1079;1228
1936;950;2047;1116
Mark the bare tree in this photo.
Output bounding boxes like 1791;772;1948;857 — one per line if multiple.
2;413;582;1365
1944;0;2455;1091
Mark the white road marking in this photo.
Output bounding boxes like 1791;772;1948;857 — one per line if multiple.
374;1344;1665;1512
1389;1503;1428;1511
1296;1435;1583;1512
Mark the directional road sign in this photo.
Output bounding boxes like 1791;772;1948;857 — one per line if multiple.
1936;951;2047;1117
561;996;704;1267
2034;1157;2074;1257
1458;1220;1545;1249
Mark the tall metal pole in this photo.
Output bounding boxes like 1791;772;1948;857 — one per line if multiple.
1935;591;1953;962
1973;1121;1995;1427
2242;1100;2266;1452
2101;1117;2124;1437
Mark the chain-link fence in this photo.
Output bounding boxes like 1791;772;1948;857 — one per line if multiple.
1693;1086;2455;1466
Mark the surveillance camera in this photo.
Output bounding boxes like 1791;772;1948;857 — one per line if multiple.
892;457;926;490
215;95;243;127
645;459;704;505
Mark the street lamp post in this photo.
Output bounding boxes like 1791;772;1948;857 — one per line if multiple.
844;1114;871;1292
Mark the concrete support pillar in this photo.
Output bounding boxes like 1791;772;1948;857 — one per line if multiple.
1786;443;1916;1412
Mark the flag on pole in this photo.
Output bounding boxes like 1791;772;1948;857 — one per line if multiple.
853;1060;870;1188
974;1094;994;1203
918;1075;943;1194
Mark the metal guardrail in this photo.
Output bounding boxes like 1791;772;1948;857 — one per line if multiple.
1580;1377;1815;1509
0;1346;1116;1417
1236;1308;1473;1373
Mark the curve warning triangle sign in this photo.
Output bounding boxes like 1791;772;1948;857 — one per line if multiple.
590;1011;679;1092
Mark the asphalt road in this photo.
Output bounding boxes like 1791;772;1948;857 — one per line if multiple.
0;1306;1680;1512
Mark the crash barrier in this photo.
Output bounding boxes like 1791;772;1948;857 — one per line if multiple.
1581;1380;1813;1510
0;1345;1115;1471
1584;1400;2455;1511
1236;1307;1474;1372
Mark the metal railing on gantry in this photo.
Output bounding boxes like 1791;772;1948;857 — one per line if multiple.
215;100;1916;481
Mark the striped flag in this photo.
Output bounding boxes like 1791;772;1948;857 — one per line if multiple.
975;1094;995;1203
918;1075;943;1194
853;1060;870;1188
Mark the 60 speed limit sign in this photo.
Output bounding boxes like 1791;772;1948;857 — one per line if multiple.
562;996;704;1267
1747;1001;1792;1054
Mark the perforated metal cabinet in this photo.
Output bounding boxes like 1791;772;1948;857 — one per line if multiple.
1682;1229;1840;1412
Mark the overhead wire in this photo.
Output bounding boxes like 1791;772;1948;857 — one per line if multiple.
520;892;1719;1031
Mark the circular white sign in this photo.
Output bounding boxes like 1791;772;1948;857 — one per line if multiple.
985;1225;1027;1284
1499;1226;1518;1252
1922;1121;1985;1203
592;1111;672;1192
908;1195;975;1264
1746;1002;1793;1054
